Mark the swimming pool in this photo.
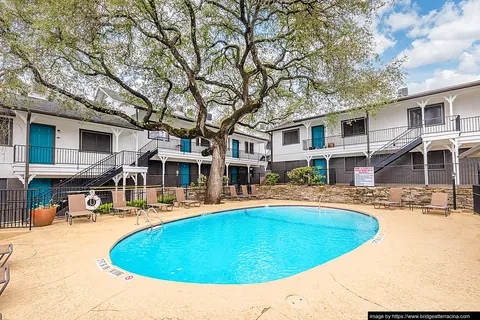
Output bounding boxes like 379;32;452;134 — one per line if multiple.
110;206;378;284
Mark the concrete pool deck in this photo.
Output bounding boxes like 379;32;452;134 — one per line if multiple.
1;200;479;319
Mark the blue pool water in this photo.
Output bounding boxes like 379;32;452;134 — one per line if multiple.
110;206;378;284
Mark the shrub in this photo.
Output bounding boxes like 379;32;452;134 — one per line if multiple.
198;174;207;187
95;203;112;214
287;166;325;185
265;172;280;185
126;200;146;208
223;175;229;185
159;196;176;204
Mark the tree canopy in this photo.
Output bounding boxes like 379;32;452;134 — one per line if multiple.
0;0;403;135
0;0;404;203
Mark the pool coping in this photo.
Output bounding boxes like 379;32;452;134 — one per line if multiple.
106;203;382;285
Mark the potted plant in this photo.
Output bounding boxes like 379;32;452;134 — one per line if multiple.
30;203;59;227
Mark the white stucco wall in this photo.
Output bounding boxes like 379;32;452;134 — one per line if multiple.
272;85;480;163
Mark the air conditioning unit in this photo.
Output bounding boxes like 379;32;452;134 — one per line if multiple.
398;87;408;97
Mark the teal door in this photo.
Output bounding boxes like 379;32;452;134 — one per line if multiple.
30;124;54;164
232;139;239;158
180;138;191;153
179;163;190;186
313;159;327;184
311;125;325;149
28;178;52;207
231;167;238;185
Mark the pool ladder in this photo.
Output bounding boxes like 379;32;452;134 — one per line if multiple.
136;208;164;230
318;189;327;213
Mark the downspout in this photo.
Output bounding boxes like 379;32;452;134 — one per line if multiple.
366;111;371;166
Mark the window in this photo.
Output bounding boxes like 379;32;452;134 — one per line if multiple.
148;130;169;141
283;129;300;145
408;103;444;128
412;150;445;170
196;138;210;147
342;118;366;137
244;141;254;154
0;178;6;189
0;117;13;147
80;130;112;153
345;156;366;171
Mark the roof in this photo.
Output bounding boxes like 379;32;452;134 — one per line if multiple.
95;87;127;102
0;95;140;130
97;87;269;142
267;80;480;132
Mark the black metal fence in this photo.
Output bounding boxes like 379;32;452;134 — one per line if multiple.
0;185;209;228
0;189;37;229
473;185;480;215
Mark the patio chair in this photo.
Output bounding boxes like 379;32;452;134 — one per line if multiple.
250;185;266;199
0;265;10;296
422;193;450;216
175;188;201;208
146;188;173;212
0;244;13;267
373;188;403;210
66;194;97;225
111;191;138;218
241;185;258;199
228;185;246;199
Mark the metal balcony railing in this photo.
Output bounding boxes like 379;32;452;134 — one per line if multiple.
302;115;471;151
152;137;267;161
13;145;111;167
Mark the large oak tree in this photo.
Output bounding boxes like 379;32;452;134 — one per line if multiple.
0;0;403;203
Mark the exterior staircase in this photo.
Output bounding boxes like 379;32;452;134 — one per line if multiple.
350;127;423;185
38;140;160;215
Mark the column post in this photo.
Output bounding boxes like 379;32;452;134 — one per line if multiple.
416;100;430;132
422;141;431;186
323;154;332;185
225;161;230;186
160;156;168;192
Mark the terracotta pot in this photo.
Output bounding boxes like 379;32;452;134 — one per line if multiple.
30;208;56;227
328;142;335;148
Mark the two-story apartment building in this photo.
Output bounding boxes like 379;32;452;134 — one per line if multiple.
0;87;268;195
269;80;480;186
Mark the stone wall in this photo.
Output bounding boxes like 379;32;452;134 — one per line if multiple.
257;185;474;211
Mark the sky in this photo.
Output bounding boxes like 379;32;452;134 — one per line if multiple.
374;0;480;94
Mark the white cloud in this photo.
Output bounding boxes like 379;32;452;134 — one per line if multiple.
408;69;480;94
385;11;418;32
390;0;480;69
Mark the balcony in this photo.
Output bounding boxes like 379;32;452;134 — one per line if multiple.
303;115;478;151
154;137;267;162
14;145;111;167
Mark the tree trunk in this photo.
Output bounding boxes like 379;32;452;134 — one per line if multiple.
204;136;227;204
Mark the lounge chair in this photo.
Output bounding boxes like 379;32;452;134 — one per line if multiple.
228;185;245;199
0;244;13;267
0;265;10;296
111;191;138;218
373;188;403;210
66;194;97;225
241;185;256;199
250;185;265;199
422;193;450;216
146;188;173;212
175;188;201;208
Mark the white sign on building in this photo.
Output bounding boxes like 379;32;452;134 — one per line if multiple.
354;167;375;187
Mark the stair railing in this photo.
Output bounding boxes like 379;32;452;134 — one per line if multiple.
358;126;423;168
